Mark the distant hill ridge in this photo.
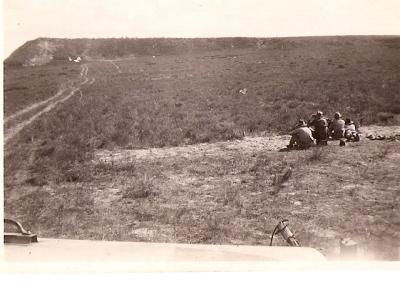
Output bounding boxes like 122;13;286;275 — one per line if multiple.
5;36;400;67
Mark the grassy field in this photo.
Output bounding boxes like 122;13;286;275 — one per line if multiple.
4;63;81;117
4;130;400;260
4;36;400;260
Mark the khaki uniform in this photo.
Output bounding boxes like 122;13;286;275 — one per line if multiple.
345;123;356;132
329;118;345;139
309;117;328;145
344;122;358;140
289;127;315;148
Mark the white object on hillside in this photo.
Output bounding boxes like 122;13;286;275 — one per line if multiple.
239;88;248;95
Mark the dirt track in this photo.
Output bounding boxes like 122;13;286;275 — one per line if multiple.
4;62;400;260
4;88;66;124
94;59;122;73
4;64;94;146
108;60;122;73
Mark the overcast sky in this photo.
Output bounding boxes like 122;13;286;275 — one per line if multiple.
3;0;400;58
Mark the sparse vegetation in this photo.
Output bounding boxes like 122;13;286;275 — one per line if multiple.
272;166;293;191
4;36;400;260
374;144;391;160
308;147;325;162
122;174;155;199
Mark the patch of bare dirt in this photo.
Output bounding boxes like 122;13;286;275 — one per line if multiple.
94;134;291;164
85;125;400;260
93;125;400;165
5;122;400;259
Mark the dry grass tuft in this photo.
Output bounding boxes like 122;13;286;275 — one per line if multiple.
307;147;325;162
4;37;400;260
272;166;293;187
122;174;155;199
375;145;391;160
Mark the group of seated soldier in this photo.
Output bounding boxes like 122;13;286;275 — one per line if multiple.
287;111;360;150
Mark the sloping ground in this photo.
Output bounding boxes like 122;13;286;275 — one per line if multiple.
3;37;400;261
5;36;400;152
5;36;400;66
93;126;400;164
3;63;81;116
5;126;400;260
94;134;290;163
4;64;93;145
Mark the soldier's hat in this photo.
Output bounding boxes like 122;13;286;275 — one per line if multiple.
297;119;307;127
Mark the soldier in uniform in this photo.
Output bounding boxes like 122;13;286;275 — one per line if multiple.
329;112;345;139
288;119;316;149
308;111;328;145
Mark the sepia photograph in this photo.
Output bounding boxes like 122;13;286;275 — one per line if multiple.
1;0;400;272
